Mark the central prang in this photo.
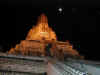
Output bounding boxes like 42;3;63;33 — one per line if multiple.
26;14;57;41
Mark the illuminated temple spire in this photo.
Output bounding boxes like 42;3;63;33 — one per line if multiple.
37;13;48;24
26;13;57;41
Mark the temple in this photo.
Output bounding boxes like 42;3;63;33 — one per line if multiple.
8;14;81;59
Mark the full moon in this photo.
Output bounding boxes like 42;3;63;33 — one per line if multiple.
58;8;63;12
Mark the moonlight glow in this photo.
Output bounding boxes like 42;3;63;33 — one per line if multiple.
58;8;63;12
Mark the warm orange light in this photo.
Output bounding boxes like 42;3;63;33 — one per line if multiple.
8;13;80;58
26;14;57;41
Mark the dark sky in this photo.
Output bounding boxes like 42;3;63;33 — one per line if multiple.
0;0;99;60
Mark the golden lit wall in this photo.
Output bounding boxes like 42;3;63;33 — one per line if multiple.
26;14;57;41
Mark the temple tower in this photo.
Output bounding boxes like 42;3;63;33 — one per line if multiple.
26;14;57;41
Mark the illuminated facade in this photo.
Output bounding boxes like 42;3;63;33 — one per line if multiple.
8;14;80;58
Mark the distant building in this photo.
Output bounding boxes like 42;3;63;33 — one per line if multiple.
8;14;81;59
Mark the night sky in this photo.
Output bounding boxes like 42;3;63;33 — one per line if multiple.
0;0;99;61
